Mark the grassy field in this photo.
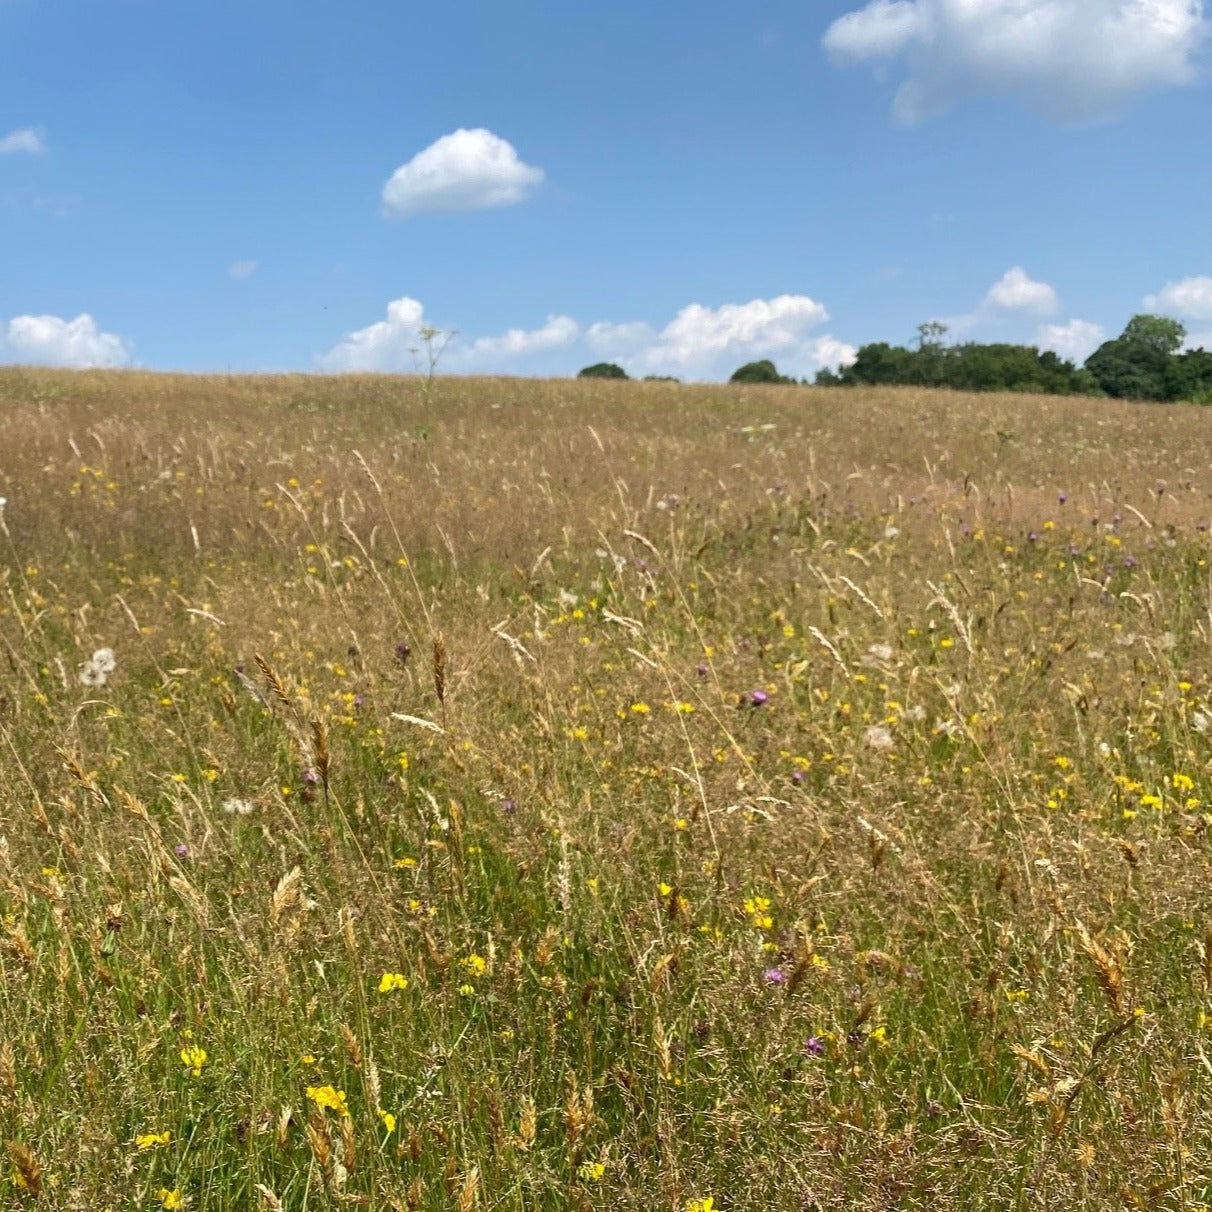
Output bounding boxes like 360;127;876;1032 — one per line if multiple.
2;367;1212;1210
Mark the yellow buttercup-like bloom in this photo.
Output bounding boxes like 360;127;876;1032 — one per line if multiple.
306;1085;350;1116
377;972;409;993
136;1131;171;1149
179;1045;207;1076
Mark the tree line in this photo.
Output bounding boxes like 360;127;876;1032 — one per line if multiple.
577;314;1212;402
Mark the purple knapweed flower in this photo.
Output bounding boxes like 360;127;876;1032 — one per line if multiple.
352;694;364;709
696;662;709;678
791;770;804;786
763;967;786;985
499;798;518;815
174;843;189;858
804;1036;825;1058
303;768;320;786
749;690;769;707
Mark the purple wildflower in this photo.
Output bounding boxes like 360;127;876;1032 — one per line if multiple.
791;770;804;786
174;843;189;858
763;967;786;985
303;768;320;786
499;798;518;815
749;690;769;707
696;662;709;678
804;1036;825;1058
352;694;364;709
1058;492;1067;505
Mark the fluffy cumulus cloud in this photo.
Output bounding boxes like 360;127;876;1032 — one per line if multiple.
381;129;544;218
461;315;579;362
318;296;429;372
0;127;45;155
983;267;1059;316
823;0;1208;124
320;293;853;380
3;313;131;368
588;296;854;378
1144;275;1212;319
1036;318;1106;362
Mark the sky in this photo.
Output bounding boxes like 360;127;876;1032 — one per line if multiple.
1;0;1210;381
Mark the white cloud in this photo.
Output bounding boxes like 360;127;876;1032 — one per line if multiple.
228;259;258;280
585;320;657;356
1036;318;1105;362
318;296;428;372
381;128;544;218
811;335;860;372
1144;275;1212;319
983;267;1059;316
0;127;45;155
461;315;578;361
4;313;131;368
320;293;849;380
823;0;1209;124
642;295;831;372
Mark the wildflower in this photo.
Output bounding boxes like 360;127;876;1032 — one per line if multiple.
762;967;785;985
743;896;773;929
748;689;768;707
461;954;487;976
378;1108;396;1135
78;647;117;687
629;701;650;715
392;856;418;869
221;797;255;816
158;1189;184;1209
685;1198;716;1212
458;983;476;997
377;972;409;993
136;1131;171;1149
306;1085;349;1116
864;725;893;750
173;843;189;858
578;1161;606;1182
804;1036;826;1057
179;1045;207;1076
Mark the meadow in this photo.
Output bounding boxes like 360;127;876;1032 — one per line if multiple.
2;366;1212;1210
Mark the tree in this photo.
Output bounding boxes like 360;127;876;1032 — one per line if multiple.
1083;315;1186;401
1165;347;1212;403
1122;313;1186;355
578;362;629;380
729;359;794;385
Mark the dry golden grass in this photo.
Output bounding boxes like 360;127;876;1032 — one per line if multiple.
2;367;1212;1209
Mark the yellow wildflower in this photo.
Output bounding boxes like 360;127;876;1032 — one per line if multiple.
136;1131;171;1149
158;1189;184;1210
306;1085;349;1116
377;972;409;993
179;1045;207;1077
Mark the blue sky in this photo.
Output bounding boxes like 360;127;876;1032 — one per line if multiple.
1;0;1209;379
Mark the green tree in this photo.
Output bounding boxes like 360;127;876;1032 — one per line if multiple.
1083;315;1187;401
729;360;794;385
577;362;629;380
1122;313;1186;355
